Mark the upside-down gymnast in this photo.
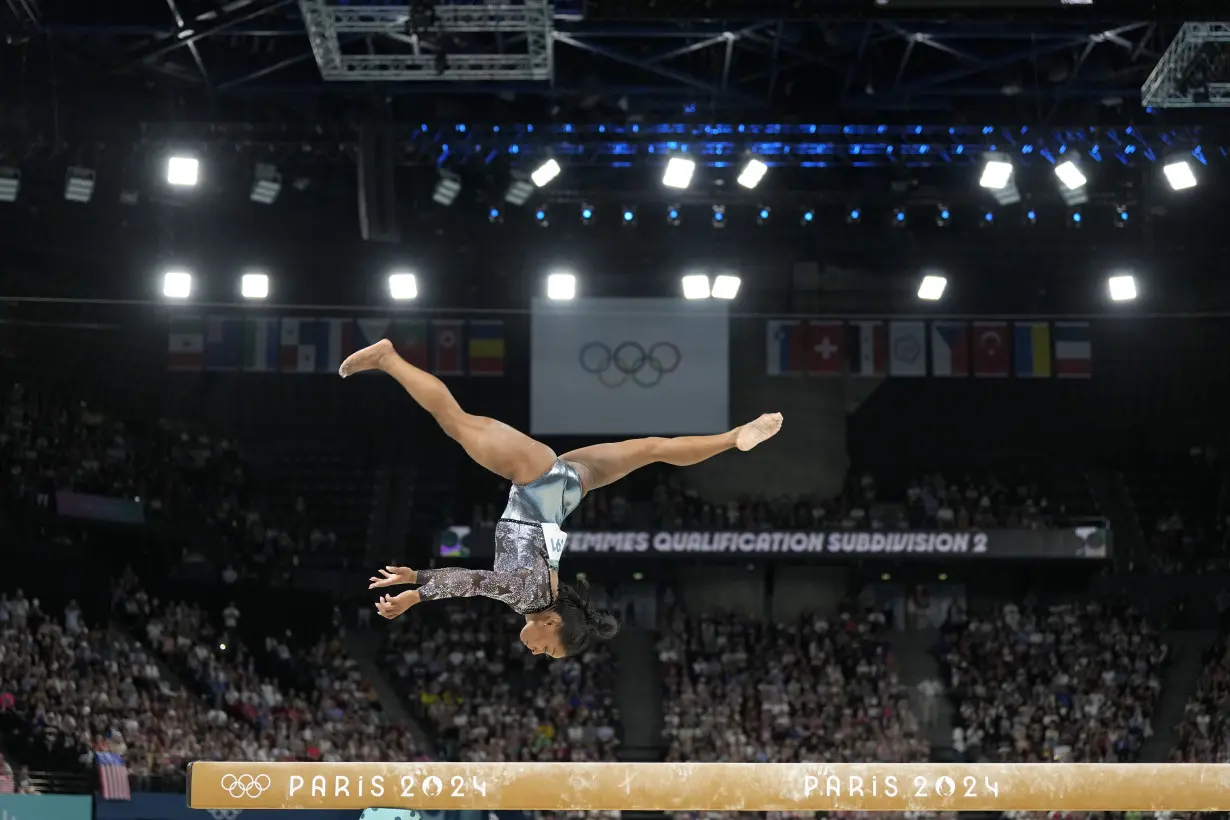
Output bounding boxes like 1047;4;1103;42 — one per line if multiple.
340;339;783;659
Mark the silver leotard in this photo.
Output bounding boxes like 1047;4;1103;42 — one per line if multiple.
416;459;584;615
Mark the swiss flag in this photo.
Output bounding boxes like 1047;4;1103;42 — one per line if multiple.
972;321;1010;377
805;321;844;375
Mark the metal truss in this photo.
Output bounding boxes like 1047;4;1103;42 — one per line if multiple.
1142;23;1230;108
298;0;553;82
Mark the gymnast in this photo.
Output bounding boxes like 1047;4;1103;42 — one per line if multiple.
340;339;783;659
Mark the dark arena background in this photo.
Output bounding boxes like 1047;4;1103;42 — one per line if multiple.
3;0;1230;817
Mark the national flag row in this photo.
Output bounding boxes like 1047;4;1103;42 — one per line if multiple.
166;316;506;376
766;319;1092;378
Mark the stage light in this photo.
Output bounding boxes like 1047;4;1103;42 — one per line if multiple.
546;271;577;301
1108;275;1137;302
681;274;711;300
983;211;995;225
1070;210;1083;226
1055;159;1087;191
893;208;907;227
488;207;502;224
388;272;418;301
1116;205;1129;227
917;274;947;302
757;206;771;225
667;205;681;226
712;205;726;227
622;207;636;226
663;156;696;189
251;163;282;204
504;177;533;206
711;274;741;300
0;167;19;202
531;158;561;188
1026;209;1038;224
847;208;861;224
64;167;95;203
979;154;1013;190
936;206;950;227
433;170;462;206
581;204;595;225
736;157;768;190
162;270;193;299
241;272;269;300
1163;158;1198;191
801;209;815;225
534;206;549;227
167;155;199;187
1055;151;1089;206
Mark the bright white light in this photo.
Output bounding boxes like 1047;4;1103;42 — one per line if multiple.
917;275;948;301
531;159;561;188
388;272;418;301
736;158;768;189
162;270;192;299
546;272;577;301
1054;160;1087;190
1163;160;1197;191
241;272;269;299
1108;275;1137;302
711;274;741;300
979;159;1013;190
167;156;199;187
663;157;696;189
681;274;711;300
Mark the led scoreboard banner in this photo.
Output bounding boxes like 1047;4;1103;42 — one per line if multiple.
189;762;1230;812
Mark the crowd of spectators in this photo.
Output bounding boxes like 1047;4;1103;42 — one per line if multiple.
379;597;621;762
936;600;1165;763
1173;632;1230;762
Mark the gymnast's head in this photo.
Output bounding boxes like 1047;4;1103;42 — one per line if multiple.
520;577;620;659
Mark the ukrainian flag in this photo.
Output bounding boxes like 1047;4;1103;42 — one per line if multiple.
467;320;505;376
1013;322;1052;378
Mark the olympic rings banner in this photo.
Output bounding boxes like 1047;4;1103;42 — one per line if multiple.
530;297;730;435
438;525;1110;561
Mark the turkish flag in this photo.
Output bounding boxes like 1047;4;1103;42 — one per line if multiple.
805;321;844;375
972;321;1010;377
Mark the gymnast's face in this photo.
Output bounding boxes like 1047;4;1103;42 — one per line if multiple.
521;613;564;659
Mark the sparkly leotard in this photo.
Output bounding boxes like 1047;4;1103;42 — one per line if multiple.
416;459;584;614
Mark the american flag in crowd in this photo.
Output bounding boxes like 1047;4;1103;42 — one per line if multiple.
97;751;131;800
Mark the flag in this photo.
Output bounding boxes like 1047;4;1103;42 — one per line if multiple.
888;321;927;377
355;317;391;350
765;319;806;375
1053;321;1093;378
1013;322;1052;378
972;321;1010;377
431;319;465;376
468;320;506;376
279;318;318;373
97;751;131;800
931;322;970;377
321;318;357;374
242;317;280;372
846;321;887;377
805;321;844;376
389;319;429;369
203;317;242;371
167;317;204;371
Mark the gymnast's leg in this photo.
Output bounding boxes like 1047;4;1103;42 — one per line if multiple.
560;413;783;493
340;340;556;485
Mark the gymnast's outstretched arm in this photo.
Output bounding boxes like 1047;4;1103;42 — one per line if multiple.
415;567;531;608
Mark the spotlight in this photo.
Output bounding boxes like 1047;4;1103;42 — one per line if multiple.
621;207;636;226
531;158;562;188
0;167;19;202
982;210;995;225
167;155;199;187
581;204;595;225
681;274;711;300
736;157;768;190
1163;158;1198;191
504;175;533;206
1115;205;1129;227
847;208;861;224
917;274;947;302
1055;158;1087;191
711;205;726;227
1055;151;1089;206
241;272;270;300
667;205;682;226
1026;209;1038;225
64;167;95;203
250;163;282;205
433;170;462;206
801;209;816;226
534;206;549;227
388;272;418;301
757;206;771;225
935;206;950;227
711;274;741;300
892;208;907;227
546;271;577;301
980;152;1021;205
1108;274;1137;302
663;156;696;189
488;206;503;224
1069;210;1083;227
162;269;193;299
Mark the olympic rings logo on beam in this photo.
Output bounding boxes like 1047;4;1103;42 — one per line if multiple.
578;341;681;388
221;773;272;798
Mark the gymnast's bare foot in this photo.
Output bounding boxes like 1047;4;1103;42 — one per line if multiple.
339;339;394;378
735;412;784;452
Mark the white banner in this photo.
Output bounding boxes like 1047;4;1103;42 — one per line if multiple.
530;298;730;435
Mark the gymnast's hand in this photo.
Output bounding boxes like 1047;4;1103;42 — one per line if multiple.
375;590;420;620
369;566;417;589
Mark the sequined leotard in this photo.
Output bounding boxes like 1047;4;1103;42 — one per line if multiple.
416;459;584;615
